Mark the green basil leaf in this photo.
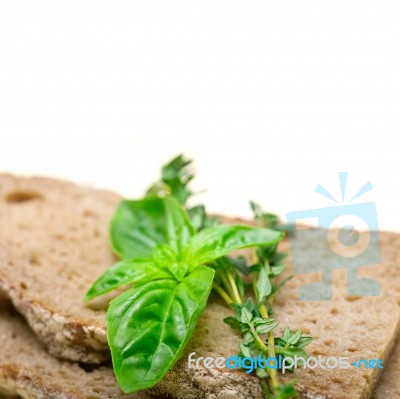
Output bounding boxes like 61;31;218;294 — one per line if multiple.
152;243;188;281
110;197;168;258
256;267;272;303
184;225;283;266
84;258;171;301
153;243;178;265
164;196;195;254
106;266;214;393
110;196;194;259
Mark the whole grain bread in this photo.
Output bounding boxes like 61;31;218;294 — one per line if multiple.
152;230;400;399
0;174;121;363
0;294;152;399
372;335;400;398
0;175;399;398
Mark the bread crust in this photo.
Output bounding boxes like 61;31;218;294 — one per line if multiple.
0;299;151;399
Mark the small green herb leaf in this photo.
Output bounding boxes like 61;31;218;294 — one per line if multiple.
296;336;313;348
243;332;255;344
187;205;207;231
282;326;291;343
278;347;309;362
241;307;254;324
227;256;249;275
223;316;241;330
274;337;287;348
84;259;171;301
287;330;302;346
240;343;253;358
146;154;194;204
276;382;299;399
256;267;272;303
107;266;214;393
255;319;279;334
269;263;286;277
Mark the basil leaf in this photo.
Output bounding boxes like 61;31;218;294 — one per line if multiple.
110;197;167;258
153;243;188;281
110;196;194;259
153;243;178;265
164;196;195;254
84;258;172;301
107;266;214;393
184;225;283;266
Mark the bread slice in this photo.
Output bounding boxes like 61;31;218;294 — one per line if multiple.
0;277;397;399
152;231;400;399
372;335;400;398
0;293;152;399
0;174;121;363
151;228;400;399
0;174;399;398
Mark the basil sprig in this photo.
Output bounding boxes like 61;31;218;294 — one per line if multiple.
85;195;282;393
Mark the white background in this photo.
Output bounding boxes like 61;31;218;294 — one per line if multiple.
0;1;399;231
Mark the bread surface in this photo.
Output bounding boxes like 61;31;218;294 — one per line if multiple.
0;174;399;399
0;296;151;399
